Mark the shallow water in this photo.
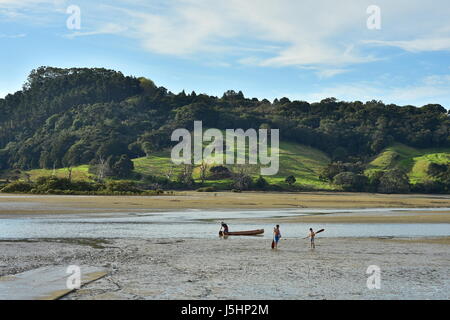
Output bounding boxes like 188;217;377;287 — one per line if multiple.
0;208;449;239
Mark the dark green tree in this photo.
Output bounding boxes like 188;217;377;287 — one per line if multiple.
112;154;134;178
285;175;296;186
333;172;368;192
378;170;410;194
254;176;269;190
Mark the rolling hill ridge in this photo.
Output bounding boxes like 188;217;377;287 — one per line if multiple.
0;66;449;193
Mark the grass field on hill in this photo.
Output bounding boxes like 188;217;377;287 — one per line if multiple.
11;142;449;191
132;141;334;190
12;141;333;190
366;143;450;184
25;165;94;181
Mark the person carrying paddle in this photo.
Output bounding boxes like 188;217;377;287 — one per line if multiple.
306;228;316;249
272;225;281;249
304;228;324;249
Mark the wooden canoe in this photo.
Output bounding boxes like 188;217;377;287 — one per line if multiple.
219;229;264;236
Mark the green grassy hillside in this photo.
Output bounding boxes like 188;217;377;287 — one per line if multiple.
133;141;333;189
15;141;333;190
14;142;449;191
26;165;95;181
366;143;450;184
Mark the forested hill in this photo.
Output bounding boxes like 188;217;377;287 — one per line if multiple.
0;66;449;172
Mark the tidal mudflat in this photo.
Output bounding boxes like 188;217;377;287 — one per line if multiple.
0;237;449;300
1;192;450;217
1;192;449;300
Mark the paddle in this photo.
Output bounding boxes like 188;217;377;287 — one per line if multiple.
303;229;325;239
271;238;275;249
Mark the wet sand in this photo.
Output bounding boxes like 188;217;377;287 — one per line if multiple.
245;212;450;224
1;192;450;223
0;237;448;300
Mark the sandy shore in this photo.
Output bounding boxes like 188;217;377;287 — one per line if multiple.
2;192;448;300
1;192;450;223
0;237;448;300
244;211;450;224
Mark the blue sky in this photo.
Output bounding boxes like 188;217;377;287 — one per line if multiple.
1;0;450;107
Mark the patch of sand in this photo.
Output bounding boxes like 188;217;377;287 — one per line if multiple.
1;192;450;213
2;192;450;223
245;213;450;224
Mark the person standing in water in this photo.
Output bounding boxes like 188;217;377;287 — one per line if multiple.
273;225;281;249
305;228;316;249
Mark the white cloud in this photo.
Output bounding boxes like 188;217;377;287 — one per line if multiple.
58;0;372;66
423;75;450;86
0;0;67;25
298;74;450;106
3;0;450;69
129;0;376;66
64;23;127;39
316;68;349;79
0;0;59;10
364;38;450;53
0;33;26;38
258;44;377;67
110;0;450;68
114;1;244;56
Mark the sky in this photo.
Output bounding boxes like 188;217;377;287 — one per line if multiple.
1;0;450;107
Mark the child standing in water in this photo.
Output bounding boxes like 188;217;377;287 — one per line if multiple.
273;225;281;249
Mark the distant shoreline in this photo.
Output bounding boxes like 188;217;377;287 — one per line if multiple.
1;191;450;223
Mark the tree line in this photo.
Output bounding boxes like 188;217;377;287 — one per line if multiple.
0;66;449;193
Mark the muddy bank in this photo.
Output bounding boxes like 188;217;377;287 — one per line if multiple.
1;192;450;216
1;237;448;300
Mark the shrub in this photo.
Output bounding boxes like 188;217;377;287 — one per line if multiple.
106;180;140;193
333;172;368;192
70;180;101;192
140;175;170;189
285;175;296;186
1;181;33;193
36;176;72;191
32;176;102;193
209;165;232;179
320;161;365;181
377;170;410;194
196;186;217;192
112;154;134;178
254;176;269;190
231;174;253;191
428;163;449;178
411;180;449;194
